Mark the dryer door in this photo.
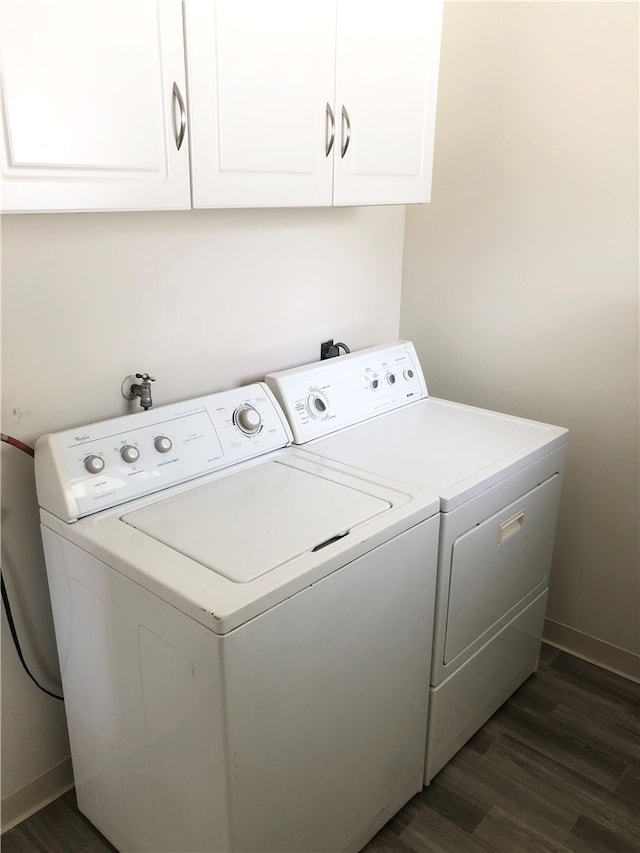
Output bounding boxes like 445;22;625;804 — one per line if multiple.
443;474;562;665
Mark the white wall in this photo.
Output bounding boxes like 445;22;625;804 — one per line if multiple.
401;2;639;675
1;204;406;824
3;0;639;830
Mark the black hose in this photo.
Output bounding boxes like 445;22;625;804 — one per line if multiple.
1;573;63;700
1;433;63;700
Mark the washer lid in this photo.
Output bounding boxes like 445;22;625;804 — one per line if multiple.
121;460;391;582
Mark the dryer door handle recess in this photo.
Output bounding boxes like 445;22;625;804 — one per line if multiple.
497;511;525;544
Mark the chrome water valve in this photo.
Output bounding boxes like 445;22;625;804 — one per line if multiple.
122;373;156;410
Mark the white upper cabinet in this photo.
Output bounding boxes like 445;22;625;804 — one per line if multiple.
185;0;443;208
0;0;191;213
185;0;336;208
333;0;443;206
2;0;443;212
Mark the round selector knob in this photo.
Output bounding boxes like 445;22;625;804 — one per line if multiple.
387;373;397;386
154;436;172;454
370;378;380;391
84;454;105;475
306;391;329;419
403;368;415;381
120;444;140;464
234;405;262;435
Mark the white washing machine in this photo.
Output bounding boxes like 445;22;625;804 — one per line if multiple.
266;341;569;783
35;382;440;853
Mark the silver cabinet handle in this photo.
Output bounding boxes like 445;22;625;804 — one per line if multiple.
341;105;351;158
325;102;335;157
172;82;186;151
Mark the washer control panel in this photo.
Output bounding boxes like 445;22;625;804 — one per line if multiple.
35;383;292;522
266;341;428;444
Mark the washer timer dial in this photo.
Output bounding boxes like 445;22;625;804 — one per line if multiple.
234;405;262;435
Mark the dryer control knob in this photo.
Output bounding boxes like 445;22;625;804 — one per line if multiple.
84;454;105;474
306;391;329;419
121;445;140;464
154;436;172;453
234;405;262;435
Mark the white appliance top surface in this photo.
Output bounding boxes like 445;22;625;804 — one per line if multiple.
122;459;390;583
42;449;439;633
265;342;567;510
303;397;568;511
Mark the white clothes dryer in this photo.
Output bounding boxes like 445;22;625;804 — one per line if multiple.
266;342;569;783
35;382;440;853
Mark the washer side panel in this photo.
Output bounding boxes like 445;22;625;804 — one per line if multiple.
41;528;231;853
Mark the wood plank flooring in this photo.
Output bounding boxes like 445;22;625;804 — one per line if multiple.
3;645;639;853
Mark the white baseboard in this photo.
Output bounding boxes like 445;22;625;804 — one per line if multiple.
544;618;640;683
1;757;74;834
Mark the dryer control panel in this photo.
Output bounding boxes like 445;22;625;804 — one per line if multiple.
266;341;428;444
35;383;292;522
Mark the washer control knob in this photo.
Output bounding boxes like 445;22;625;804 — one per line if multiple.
387;373;397;386
154;436;172;454
121;445;140;464
234;405;262;435
370;378;380;391
84;454;105;475
403;369;415;381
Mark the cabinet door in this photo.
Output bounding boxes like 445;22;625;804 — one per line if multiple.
1;0;191;213
185;0;336;208
333;0;443;206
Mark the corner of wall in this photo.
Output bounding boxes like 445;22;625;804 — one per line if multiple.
1;757;74;834
544;619;640;684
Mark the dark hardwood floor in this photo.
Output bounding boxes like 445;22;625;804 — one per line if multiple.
3;645;639;853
